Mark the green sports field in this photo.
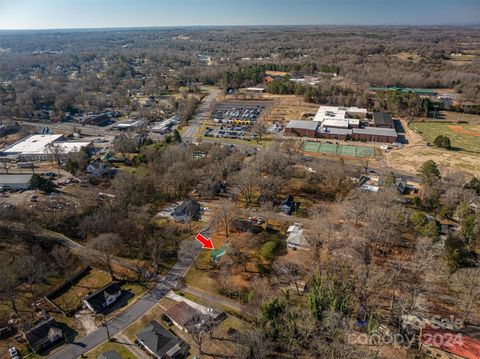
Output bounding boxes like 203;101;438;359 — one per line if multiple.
409;122;480;153
303;141;375;158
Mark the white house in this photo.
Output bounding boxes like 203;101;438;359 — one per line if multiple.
286;224;310;250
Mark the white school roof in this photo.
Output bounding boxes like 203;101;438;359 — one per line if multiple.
286;120;319;131
2;134;90;156
55;141;92;153
2;134;63;155
322;119;350;128
313;105;367;123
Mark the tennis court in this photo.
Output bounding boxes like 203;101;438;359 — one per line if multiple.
303;141;375;158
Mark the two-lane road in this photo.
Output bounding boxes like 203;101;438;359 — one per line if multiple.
48;245;201;359
183;90;221;141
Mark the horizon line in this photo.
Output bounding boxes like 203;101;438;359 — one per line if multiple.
1;23;480;32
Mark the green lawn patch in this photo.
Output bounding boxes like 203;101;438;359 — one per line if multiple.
84;341;136;359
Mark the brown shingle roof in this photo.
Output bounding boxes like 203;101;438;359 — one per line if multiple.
164;302;201;328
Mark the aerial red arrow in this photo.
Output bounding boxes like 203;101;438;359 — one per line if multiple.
195;233;214;250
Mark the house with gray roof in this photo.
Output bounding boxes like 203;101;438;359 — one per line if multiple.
136;320;189;359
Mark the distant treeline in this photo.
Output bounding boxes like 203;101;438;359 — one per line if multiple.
265;78;429;117
221;63;339;89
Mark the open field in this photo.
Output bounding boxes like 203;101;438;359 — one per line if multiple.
385;119;480;178
261;94;319;124
425;110;480;123
409;122;480;152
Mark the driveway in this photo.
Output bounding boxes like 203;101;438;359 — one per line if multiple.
182;286;243;313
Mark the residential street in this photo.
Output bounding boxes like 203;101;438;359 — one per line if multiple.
47;245;201;359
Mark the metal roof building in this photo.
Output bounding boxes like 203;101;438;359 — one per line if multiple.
1;134;92;161
0;174;33;190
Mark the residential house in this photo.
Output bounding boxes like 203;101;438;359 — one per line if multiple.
396;178;408;194
86;159;111;177
23;319;64;353
83;282;122;314
164;301;205;333
171;199;202;223
286;224;310;250
136;320;189;359
98;350;122;359
281;195;298;215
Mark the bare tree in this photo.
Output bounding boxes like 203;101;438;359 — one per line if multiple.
87;233;121;280
217;259;235;297
51;245;76;284
0;256;21;318
19;255;50;314
187;315;213;355
235;167;258;207
237;328;271;359
212;199;236;237
273;260;304;294
452;268;480;322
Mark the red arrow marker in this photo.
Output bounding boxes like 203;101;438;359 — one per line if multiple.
195;233;214;250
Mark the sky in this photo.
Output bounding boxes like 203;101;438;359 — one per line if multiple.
0;0;479;30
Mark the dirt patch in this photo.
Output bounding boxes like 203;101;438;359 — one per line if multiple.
76;310;98;334
448;125;480;137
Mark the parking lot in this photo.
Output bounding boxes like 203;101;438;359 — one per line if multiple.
204;124;257;140
212;101;266;124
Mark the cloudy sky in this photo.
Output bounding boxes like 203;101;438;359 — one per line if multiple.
0;0;479;29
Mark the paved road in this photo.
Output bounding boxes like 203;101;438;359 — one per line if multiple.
17;120;121;137
48;244;202;359
183;90;221;140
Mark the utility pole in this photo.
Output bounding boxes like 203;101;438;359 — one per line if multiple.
101;316;111;341
432;105;438;120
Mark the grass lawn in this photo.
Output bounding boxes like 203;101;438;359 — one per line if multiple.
122;298;177;341
409;122;480;152
83;341;136;359
51;268;111;311
179;315;249;358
